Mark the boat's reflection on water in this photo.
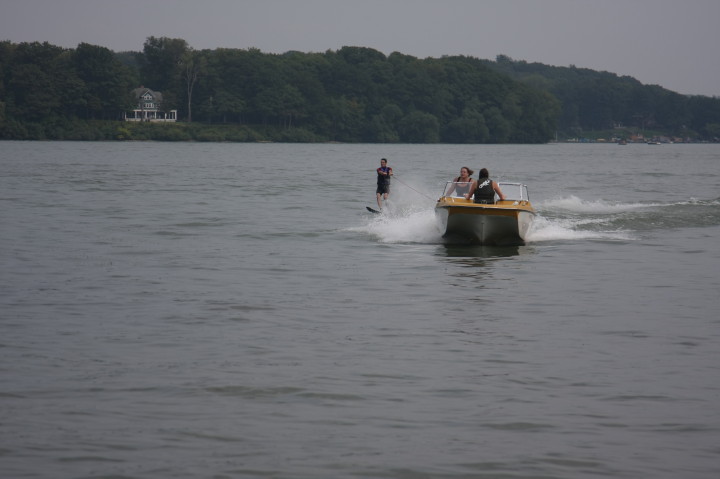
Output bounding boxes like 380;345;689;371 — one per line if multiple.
437;243;526;259
435;244;533;283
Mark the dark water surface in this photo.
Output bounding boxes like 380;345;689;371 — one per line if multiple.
1;141;719;478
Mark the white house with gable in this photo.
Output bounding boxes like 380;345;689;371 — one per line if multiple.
124;87;177;122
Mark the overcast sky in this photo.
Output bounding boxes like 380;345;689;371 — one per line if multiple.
2;0;719;97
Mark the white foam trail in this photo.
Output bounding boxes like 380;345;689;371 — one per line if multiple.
685;197;720;206
350;193;644;245
541;195;662;214
354;209;632;245
347;176;444;244
525;216;633;243
362;209;443;244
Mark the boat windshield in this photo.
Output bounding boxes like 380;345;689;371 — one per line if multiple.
441;181;530;201
441;181;475;197
497;182;531;201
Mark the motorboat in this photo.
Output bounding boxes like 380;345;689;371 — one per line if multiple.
435;181;536;245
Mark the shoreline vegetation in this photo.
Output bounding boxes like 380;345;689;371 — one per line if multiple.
1;120;714;144
1;38;719;143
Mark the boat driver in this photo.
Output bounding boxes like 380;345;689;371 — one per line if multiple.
470;168;505;204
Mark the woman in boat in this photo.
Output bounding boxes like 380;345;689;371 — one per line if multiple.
447;167;474;197
469;168;505;203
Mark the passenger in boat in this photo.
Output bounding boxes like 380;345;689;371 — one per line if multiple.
447;167;474;197
376;158;393;211
469;168;505;204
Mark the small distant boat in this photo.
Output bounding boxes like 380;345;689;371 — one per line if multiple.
435;182;535;245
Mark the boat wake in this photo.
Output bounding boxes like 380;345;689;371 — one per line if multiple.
353;207;444;244
541;195;666;214
529;195;720;242
351;195;720;245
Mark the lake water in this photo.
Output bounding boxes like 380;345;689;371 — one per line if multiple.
1;140;719;478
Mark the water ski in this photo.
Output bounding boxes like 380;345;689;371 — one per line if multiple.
366;206;381;214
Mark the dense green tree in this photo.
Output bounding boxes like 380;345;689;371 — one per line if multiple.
8;63;58;121
74;43;136;119
688;95;720;138
482;55;720;139
484;107;512;143
4;42;84;121
365;103;402;142
136;37;188;94
399;111;440;143
704;123;720;140
326;96;365;141
2;39;719;142
207;90;246;123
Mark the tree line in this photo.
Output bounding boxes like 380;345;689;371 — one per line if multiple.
1;38;719;142
487;55;720;140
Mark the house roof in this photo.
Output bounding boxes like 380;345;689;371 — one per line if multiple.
131;87;163;102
